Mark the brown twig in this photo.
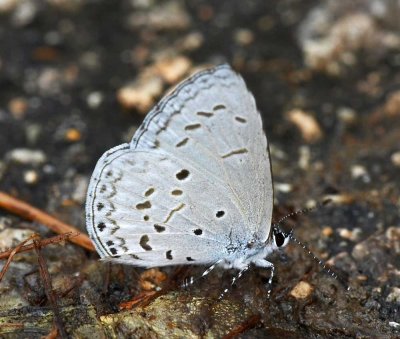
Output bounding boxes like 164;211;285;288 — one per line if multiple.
222;314;261;339
119;291;157;310
0;233;38;282
0;191;95;251
43;325;58;339
0;232;80;260
34;238;68;339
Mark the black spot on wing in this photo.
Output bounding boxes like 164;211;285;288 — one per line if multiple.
235;116;247;123
154;224;166;233
97;222;106;232
176;137;189;147
185;123;201;131
144;188;155;197
140;235;152;251
197;111;213;117
213;104;226;110
216;210;225;218
176;169;190;180
136;201;152;209
171;189;183;196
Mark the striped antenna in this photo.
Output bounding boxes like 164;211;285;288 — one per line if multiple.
274;198;332;226
288;232;349;290
273;198;350;290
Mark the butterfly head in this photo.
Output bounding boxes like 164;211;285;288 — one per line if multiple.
271;227;291;250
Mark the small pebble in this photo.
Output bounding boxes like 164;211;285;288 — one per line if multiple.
23;169;38;184
389;322;400;329
6;148;47;165
71;175;89;204
322;226;334;237
337;107;357;125
338;227;362;241
180;32;204;51
12;0;38;27
288;109;323;143
139;268;167;291
86;91;103;109
290;281;314;299
65;128;82;142
384;90;400;117
0;228;35;251
391;151;400;167
352;242;369;260
351;165;370;182
274;183;292;193
128;2;190;31
117;76;163;113
0;0;17;13
298;145;310;169
323;193;354;205
155;56;192;84
234;28;254;46
356;274;368;282
8;97;28;119
385;287;400;303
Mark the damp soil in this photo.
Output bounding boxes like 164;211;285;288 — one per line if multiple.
0;0;399;338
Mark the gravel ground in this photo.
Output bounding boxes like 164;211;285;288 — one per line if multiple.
0;0;399;337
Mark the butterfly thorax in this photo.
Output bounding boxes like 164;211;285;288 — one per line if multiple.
221;238;276;270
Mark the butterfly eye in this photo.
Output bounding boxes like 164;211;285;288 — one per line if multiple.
274;232;286;247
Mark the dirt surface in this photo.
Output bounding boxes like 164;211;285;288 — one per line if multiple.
0;0;399;338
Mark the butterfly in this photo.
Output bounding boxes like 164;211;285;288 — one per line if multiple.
86;64;290;289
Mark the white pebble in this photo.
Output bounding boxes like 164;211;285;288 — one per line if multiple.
391;151;400;167
7;148;47;165
23;170;38;184
275;183;292;193
87;91;103;109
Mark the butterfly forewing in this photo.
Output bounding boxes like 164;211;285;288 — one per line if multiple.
86;65;273;267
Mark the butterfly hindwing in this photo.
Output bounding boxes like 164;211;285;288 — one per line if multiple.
86;65;273;267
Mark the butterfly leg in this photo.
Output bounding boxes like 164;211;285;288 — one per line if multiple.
182;259;223;289
218;264;250;300
254;259;275;298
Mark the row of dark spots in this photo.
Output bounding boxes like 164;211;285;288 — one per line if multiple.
189;211;224;235
165;250;195;262
106;240;118;255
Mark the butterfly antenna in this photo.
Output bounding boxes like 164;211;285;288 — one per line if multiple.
272;198;349;290
287;231;350;290
274;197;332;226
